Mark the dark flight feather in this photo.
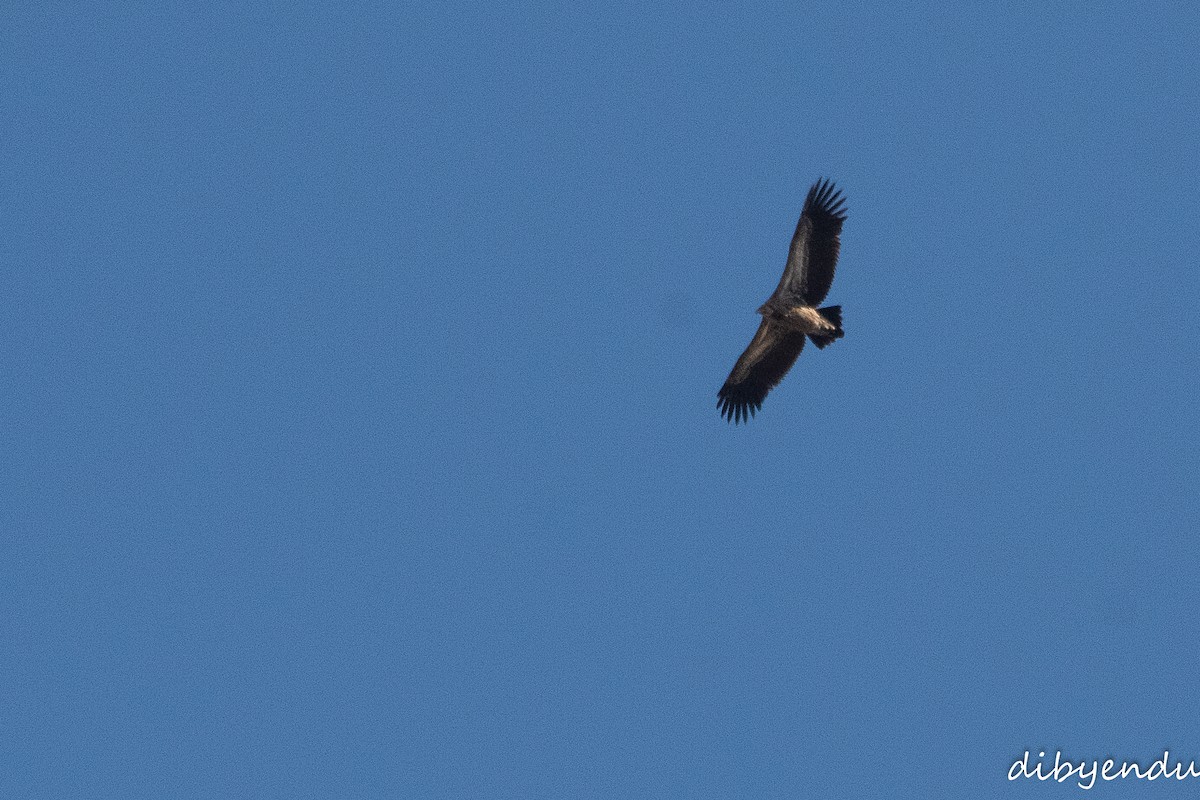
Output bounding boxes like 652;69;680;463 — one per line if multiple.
717;320;807;424
774;178;847;307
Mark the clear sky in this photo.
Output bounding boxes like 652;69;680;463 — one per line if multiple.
4;2;1199;798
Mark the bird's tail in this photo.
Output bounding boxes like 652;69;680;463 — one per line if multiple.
809;306;844;349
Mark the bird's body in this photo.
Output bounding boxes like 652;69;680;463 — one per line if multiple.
718;179;847;424
758;301;838;337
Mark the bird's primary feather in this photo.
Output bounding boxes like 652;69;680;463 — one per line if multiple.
774;177;847;307
717;320;807;424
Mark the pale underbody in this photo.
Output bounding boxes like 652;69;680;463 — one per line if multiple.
756;302;835;335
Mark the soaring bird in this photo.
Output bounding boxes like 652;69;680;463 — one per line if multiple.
717;178;847;424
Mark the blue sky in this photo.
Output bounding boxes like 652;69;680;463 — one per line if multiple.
3;2;1199;797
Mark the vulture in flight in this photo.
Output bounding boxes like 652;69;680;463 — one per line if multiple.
717;178;847;423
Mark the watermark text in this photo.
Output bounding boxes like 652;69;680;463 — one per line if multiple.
1009;750;1200;790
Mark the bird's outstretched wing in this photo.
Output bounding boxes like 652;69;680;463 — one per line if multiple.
772;178;847;307
717;319;807;424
